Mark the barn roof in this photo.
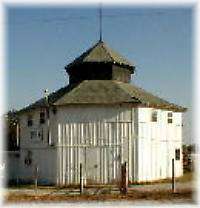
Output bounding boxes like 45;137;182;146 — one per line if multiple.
65;40;134;70
18;80;186;113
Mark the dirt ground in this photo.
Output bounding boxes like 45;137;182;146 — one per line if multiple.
4;172;197;204
4;186;196;204
4;189;196;205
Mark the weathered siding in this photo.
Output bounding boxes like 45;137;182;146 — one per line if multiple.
112;65;131;83
19;108;58;148
5;152;20;183
13;108;58;184
8;105;183;185
56;105;135;185
18;148;57;184
137;108;183;182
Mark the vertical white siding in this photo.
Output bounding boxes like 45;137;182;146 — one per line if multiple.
56;105;134;185
10;105;184;185
137;108;183;182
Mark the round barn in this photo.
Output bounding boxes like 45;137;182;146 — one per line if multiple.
12;40;186;186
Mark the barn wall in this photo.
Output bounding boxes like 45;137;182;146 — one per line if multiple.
56;105;132;124
19;108;58;148
18;148;57;184
13;105;136;185
13;105;183;185
56;105;135;185
112;65;131;83
137;108;183;182
13;108;58;184
5;151;20;184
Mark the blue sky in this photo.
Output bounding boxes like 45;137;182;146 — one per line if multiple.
6;6;193;143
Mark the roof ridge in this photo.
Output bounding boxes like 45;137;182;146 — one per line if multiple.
100;42;115;62
105;43;133;66
66;41;100;68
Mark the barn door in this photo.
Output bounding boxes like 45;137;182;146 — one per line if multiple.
85;147;100;184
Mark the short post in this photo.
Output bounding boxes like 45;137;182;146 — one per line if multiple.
120;162;128;194
172;158;176;193
16;176;19;187
34;165;39;191
80;163;83;194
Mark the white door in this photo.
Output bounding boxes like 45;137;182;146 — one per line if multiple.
85;147;100;183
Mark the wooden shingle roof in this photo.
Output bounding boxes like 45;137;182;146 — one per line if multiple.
65;40;134;71
18;80;186;113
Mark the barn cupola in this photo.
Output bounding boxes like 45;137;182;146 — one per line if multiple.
65;40;135;85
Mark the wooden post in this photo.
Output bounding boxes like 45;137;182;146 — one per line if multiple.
17;176;19;187
80;163;83;194
172;158;176;193
120;162;128;194
16;123;19;147
35;165;38;191
125;162;128;193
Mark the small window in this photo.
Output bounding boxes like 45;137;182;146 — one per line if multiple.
30;131;37;139
40;112;45;124
27;115;33;127
24;151;32;166
175;149;180;160
38;128;44;140
167;112;173;123
151;111;158;122
30;130;43;140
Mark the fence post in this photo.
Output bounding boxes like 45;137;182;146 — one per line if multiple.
172;158;176;193
80;163;83;194
35;165;38;191
16;176;19;187
120;162;128;194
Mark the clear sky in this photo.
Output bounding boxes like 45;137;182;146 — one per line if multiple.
6;6;193;144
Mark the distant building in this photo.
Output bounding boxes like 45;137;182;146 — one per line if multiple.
7;40;186;185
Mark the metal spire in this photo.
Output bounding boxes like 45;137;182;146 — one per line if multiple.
99;3;102;41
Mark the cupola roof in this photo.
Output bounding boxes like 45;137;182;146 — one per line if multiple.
65;40;134;71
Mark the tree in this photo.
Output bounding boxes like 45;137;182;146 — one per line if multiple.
5;110;19;151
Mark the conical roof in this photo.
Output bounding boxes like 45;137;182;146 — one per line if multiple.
65;40;134;71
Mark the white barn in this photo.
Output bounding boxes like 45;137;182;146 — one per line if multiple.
8;40;186;186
